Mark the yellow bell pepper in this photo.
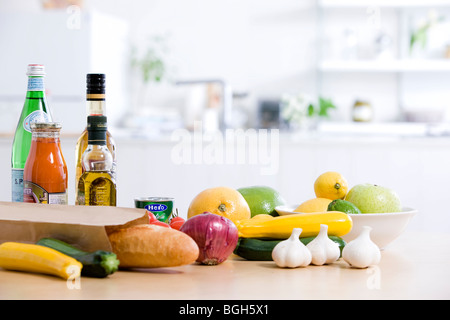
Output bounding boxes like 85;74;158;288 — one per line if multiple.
0;242;82;280
235;211;353;239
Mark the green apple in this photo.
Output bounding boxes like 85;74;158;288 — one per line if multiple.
345;183;402;213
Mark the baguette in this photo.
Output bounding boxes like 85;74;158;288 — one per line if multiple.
108;224;199;268
104;210;150;236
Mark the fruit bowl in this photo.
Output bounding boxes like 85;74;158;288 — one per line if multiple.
342;208;417;250
275;205;417;250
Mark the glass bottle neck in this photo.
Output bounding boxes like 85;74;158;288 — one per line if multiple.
26;76;45;98
86;94;106;116
31;130;60;143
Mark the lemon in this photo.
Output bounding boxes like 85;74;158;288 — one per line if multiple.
294;198;332;213
237;186;286;217
327;199;361;214
314;171;348;200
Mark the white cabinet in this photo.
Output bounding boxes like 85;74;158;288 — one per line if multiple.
0;11;129;133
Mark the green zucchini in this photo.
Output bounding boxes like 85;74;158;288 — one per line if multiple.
36;238;120;278
234;236;346;261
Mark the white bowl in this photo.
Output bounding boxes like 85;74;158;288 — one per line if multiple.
275;205;304;216
275;205;418;250
342;207;418;250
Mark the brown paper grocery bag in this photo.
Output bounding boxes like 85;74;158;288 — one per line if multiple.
0;201;148;251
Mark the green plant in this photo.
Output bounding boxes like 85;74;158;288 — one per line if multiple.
410;23;431;53
280;94;337;129
131;36;168;84
308;97;336;118
409;11;444;53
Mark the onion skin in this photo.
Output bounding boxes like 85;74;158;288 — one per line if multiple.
180;212;239;265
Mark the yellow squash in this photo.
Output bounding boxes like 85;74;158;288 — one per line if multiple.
235;211;353;239
0;242;82;280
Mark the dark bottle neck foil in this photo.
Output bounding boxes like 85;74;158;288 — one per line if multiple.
87;129;107;145
87;115;107;145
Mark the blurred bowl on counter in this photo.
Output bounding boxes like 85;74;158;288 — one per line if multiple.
403;109;444;123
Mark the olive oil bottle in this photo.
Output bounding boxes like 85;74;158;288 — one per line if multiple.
77;116;116;206
74;74;116;204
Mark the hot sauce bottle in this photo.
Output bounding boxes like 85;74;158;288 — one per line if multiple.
23;122;68;204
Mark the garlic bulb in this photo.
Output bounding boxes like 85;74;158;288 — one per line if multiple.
306;224;340;266
342;226;381;268
272;228;312;268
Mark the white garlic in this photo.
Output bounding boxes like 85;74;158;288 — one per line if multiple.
342;226;381;269
306;224;341;266
272;228;312;268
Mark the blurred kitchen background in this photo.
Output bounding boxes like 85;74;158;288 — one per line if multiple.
1;0;450;233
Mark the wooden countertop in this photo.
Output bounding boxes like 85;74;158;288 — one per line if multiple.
1;231;449;300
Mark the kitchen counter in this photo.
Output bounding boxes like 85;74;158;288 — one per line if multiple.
0;231;449;300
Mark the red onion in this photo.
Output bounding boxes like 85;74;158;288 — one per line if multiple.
180;212;239;265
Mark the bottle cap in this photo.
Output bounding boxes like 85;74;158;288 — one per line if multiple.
27;64;45;76
86;74;105;94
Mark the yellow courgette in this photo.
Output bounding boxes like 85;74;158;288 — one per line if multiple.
235;211;353;239
0;242;82;280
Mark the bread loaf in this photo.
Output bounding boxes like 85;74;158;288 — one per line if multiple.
108;224;199;268
104;211;150;236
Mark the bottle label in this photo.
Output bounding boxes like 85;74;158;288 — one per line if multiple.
77;172;116;206
11;169;24;202
23;181;67;204
27;77;44;91
23;110;51;132
49;192;68;205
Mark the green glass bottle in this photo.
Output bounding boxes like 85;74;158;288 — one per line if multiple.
11;64;53;202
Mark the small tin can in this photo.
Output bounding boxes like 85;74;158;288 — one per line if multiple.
135;197;174;222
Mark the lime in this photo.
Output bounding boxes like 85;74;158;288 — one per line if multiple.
237;186;286;217
327;199;361;214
